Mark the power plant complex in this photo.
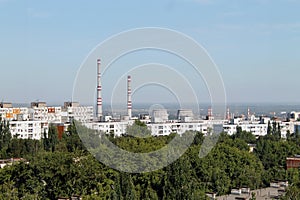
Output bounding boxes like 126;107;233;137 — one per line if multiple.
0;59;299;140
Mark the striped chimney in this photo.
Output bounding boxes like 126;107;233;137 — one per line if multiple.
227;108;230;120
127;75;132;119
96;59;103;120
208;107;212;117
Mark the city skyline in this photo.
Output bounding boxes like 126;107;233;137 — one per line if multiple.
1;0;300;103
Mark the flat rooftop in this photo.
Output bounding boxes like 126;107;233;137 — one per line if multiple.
216;187;285;200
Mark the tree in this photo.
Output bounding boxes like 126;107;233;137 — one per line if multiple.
267;121;272;135
62;120;86;152
286;130;291;140
232;130;256;144
126;120;151;138
192;131;204;145
250;192;256;200
43;125;58;152
119;173;136;200
0;117;11;157
270;121;281;139
282;184;300;200
295;125;299;138
236;126;242;136
7;139;42;158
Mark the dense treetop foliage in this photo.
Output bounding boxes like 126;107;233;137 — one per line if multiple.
0;118;299;199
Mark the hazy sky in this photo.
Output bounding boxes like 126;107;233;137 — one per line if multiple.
0;0;300;104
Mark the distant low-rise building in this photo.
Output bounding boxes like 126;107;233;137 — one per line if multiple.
286;156;300;169
0;102;13;108
0;158;27;168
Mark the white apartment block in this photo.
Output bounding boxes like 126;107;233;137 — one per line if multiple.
63;106;94;123
32;106;62;123
0;107;30;121
223;123;268;137
9;120;48;140
223;120;294;138
2;100;300;141
0;102;94;140
85;120;210;137
148;122;209;136
85;120;134;136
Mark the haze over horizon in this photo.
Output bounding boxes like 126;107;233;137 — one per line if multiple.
1;0;299;104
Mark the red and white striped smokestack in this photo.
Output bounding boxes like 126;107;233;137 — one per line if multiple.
208;107;212;118
96;59;103;120
127;75;132;119
227;107;230;120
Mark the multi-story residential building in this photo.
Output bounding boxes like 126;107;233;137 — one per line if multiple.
85;120;133;136
0;107;30;121
147;121;209;136
223;116;294;138
223;123;268;137
0;101;94;140
9;120;48;140
2;99;300;141
32;105;62;123
62;102;93;123
84;120;210;137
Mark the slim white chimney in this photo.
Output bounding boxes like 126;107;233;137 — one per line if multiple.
96;59;103;120
127;75;132;119
247;107;250;119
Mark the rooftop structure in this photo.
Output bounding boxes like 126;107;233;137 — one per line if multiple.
64;101;80;108
31;102;46;108
0;102;12;108
216;186;286;200
177;109;194;122
151;109;169;123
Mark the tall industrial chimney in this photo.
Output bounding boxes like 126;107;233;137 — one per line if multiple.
247;107;250;120
96;59;103;120
227;107;230;120
127;75;132;119
208;107;212;117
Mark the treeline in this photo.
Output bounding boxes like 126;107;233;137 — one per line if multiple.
0;119;85;159
0;118;300;199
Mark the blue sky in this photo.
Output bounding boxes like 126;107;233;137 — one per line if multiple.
0;0;300;104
